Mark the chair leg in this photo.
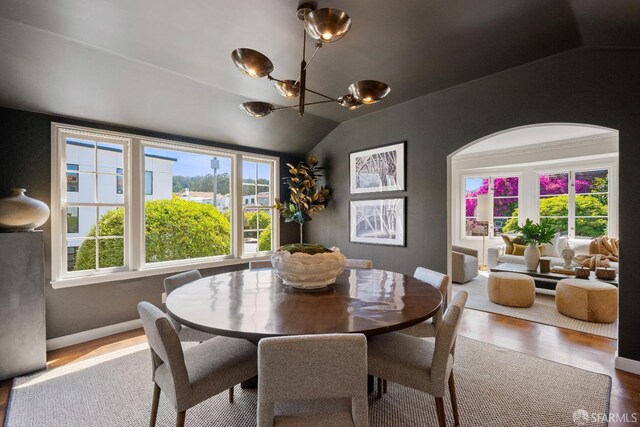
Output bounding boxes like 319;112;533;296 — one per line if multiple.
434;397;447;427
383;379;388;394
229;386;234;403
176;411;186;427
149;383;161;427
377;377;383;398
449;370;460;426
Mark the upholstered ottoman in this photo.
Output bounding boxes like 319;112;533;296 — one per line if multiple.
555;279;618;323
488;272;535;307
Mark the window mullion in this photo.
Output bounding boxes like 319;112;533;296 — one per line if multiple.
233;154;243;258
568;171;576;238
131;139;144;270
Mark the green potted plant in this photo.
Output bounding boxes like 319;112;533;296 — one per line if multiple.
275;156;331;244
512;218;556;270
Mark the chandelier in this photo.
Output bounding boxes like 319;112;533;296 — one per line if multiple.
231;5;390;118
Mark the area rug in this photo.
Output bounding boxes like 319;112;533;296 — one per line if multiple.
453;274;618;339
5;337;610;427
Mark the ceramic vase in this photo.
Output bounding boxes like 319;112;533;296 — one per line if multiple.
0;188;50;232
524;243;540;271
271;247;346;289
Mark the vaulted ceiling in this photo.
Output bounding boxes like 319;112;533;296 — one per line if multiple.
1;0;639;154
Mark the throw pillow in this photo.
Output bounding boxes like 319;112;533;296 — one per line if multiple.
501;234;525;255
512;243;545;256
542;232;561;258
512;243;526;256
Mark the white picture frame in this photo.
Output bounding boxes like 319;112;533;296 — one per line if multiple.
350;141;406;194
349;198;406;246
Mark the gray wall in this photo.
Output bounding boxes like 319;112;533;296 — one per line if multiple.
306;47;640;361
0;107;300;339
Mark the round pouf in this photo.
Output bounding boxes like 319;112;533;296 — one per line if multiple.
555;279;618;323
488;272;535;307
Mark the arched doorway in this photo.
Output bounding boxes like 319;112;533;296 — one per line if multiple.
447;123;619;336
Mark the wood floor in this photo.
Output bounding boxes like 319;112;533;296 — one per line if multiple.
1;310;639;426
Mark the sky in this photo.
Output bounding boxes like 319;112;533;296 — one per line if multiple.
145;147;231;177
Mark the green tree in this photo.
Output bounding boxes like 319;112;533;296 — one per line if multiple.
258;225;271;251
73;198;231;270
501;194;607;238
243;210;271;230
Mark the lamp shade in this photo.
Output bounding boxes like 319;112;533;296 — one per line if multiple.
304;8;352;42
348;80;391;104
239;102;274;118
476;193;492;222
231;48;274;78
274;80;301;98
338;94;363;110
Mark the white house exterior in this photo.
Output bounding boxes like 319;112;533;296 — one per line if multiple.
66;140;176;269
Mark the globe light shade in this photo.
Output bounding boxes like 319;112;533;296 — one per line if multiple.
348;80;391;104
274;80;301;98
239;102;274;118
231;48;274;78
304;8;352;43
338;94;363;110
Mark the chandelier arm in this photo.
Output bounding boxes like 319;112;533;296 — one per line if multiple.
270;99;336;113
302;86;340;102
294;45;321;85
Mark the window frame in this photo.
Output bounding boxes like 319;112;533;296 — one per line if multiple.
537;167;612;239
51;123;280;288
462;174;521;238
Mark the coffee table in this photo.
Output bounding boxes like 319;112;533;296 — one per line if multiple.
490;263;618;290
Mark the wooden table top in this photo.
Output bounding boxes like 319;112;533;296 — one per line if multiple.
166;268;442;341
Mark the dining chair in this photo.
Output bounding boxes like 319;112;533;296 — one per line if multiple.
249;260;272;269
345;259;374;269
257;334;368;427
368;291;468;427
137;301;258;427
399;267;450;338
163;270;216;342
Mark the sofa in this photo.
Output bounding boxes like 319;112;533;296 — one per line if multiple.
487;236;619;272
452;245;479;284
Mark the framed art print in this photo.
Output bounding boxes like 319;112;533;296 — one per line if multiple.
350;141;406;194
350;198;406;246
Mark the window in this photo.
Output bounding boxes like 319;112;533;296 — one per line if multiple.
242;160;273;254
145;171;153;195
464;176;518;237
51;124;279;286
539;169;609;238
116;168;124;194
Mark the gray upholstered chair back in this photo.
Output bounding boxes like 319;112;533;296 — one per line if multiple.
430;291;468;395
345;259;373;269
137;302;191;401
414;267;450;326
257;334;368;427
163;270;202;295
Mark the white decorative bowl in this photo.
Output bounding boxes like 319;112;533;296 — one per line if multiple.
271;247;347;289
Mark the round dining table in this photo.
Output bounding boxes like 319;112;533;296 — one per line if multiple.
166;267;443;342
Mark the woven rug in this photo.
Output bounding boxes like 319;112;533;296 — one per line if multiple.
453;274;618;339
6;337;610;427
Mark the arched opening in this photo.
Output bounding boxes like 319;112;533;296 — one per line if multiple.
447;123;619;337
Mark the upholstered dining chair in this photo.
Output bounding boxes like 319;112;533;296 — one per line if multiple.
399;267;450;338
249;260;273;269
345;259;374;269
368;291;468;427
163;270;216;342
137;302;258;427
257;334;368;427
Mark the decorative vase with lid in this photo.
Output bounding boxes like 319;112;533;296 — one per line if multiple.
0;188;50;232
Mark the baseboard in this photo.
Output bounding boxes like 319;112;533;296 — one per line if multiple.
46;319;142;351
615;355;640;375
